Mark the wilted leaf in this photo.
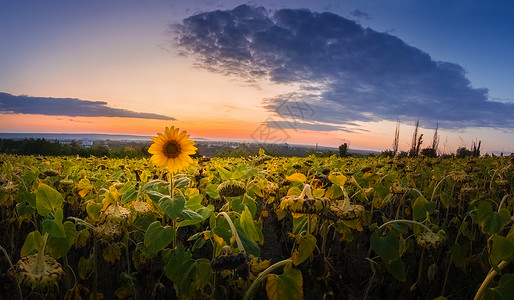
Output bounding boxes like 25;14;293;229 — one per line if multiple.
103;243;122;264
292;233;316;266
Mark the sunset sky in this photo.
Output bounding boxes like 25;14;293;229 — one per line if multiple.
1;0;513;154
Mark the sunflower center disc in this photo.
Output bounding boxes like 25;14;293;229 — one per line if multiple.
165;141;181;158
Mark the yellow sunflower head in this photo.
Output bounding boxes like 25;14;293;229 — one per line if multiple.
148;126;197;173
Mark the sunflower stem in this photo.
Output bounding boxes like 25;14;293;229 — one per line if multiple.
243;259;292;300
218;212;245;253
378;219;431;233
0;245;23;300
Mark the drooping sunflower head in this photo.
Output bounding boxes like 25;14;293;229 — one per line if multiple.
148;126;197;173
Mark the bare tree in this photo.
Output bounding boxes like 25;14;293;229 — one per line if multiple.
409;119;423;157
432;123;439;153
392;120;400;154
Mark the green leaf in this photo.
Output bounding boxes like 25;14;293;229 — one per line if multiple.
120;182;137;204
484;273;514;300
36;183;63;216
266;263;303;300
412;196;436;221
292;215;308;235
16;202;35;219
240;207;263;244
75;229;91;248
144;221;174;257
371;231;400;263
217;167;232;181
86;201;103;221
163;244;196;297
78;256;93;280
243;194;257;216
21;231;44;257
477;202;511;235
205;184;219;200
185;194;204;211
193;258;212;292
179;205;214;227
235;223;261;257
46;221;77;259
286;173;307;183
159;194;185;219
386;258;406;282
450;243;468;267
180;209;203;221
42;208;66;238
489;235;514;266
15;191;36;208
292;233;316;266
174;176;191;189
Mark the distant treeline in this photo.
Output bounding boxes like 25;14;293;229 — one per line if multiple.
0;138;152;158
0;138;352;159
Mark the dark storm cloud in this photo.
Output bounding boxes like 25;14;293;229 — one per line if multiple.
0;92;175;120
173;5;514;129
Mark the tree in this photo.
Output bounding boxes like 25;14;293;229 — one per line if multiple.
339;143;348;157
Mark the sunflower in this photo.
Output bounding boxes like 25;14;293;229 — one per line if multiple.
148;126;197;173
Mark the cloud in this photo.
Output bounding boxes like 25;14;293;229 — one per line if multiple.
350;9;371;20
173;5;514;129
266;120;353;132
0;92;175;120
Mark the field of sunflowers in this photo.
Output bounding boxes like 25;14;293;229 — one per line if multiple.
0;128;513;299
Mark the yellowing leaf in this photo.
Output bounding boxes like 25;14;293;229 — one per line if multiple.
266;263;303;300
287;187;302;196
328;173;347;186
103;243;122;264
77;179;92;198
312;188;325;198
292;233;316;266
286;173;307;183
251;259;270;274
212;233;226;247
21;231;43;257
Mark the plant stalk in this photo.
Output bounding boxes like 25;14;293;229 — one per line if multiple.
243;259;292;300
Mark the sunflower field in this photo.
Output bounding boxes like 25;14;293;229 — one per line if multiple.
1;146;514;299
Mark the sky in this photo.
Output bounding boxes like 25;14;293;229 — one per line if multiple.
1;0;513;154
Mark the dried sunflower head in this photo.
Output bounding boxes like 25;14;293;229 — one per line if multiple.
9;234;64;290
94;221;122;241
43;169;60;177
104;203;131;224
218;180;246;198
10;254;64;290
211;252;249;271
416;230;446;250
330;204;365;221
279;184;330;214
132;200;153;216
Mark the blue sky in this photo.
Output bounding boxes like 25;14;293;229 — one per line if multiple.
0;0;513;153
